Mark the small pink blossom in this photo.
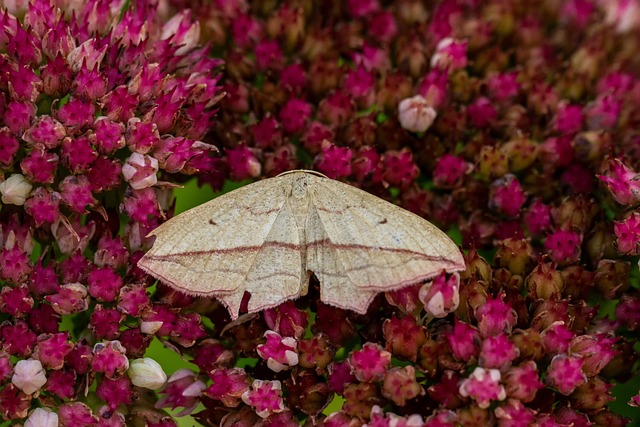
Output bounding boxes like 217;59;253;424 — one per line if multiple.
541;321;575;354
475;295;518;337
544;229;582;265
524;199;551;235
459;367;506;409
419;271;460;318
546;354;587;395
58;402;98;427
256;331;299;372
33;333;72;370
467;97;497;128
614;211;640;255
383;149;419;189
381;366;424;406
554;103;583;135
494;399;536;427
570;334;619;377
503;361;544;402
315;143;353;179
489;174;527;217
45;283;89;315
91;341;129;379
431;38;468;71
598;158;640;205
156;369;206;416
242;379;285;418
487;71;520;102
479;334;518;369
204;368;250;407
279;98;312;134
348;343;392;382
433;154;472;189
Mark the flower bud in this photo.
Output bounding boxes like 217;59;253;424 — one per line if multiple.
419;272;460;318
25;408;59;427
12;359;47;394
122;153;159;190
0;174;33;206
398;95;437;133
128;357;167;390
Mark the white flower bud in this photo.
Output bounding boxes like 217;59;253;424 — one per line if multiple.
122;153;159;190
128;358;167;390
398;95;437;133
12;359;47;394
0;174;33;206
25;408;59;427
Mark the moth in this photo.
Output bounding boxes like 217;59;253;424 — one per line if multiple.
138;170;465;319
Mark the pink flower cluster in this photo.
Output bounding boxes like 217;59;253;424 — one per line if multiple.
1;0;639;425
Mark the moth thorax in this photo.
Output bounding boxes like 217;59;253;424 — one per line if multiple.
292;176;308;199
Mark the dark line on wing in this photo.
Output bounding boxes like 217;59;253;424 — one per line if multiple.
308;239;451;262
146;241;301;260
146;239;450;262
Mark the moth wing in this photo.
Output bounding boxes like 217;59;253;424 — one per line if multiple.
306;176;464;312
138;175;302;313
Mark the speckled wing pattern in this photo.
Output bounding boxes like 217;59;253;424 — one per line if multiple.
306;174;465;314
138;170;465;319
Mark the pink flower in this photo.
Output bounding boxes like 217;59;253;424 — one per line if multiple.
58;402;98;427
554;103;583;135
614;211;640;255
315;143;353;179
494;399;536;427
479;334;518;369
447;319;481;362
156;369;206;416
459;367;506;409
348;343;392;382
242;379;285;418
524;199;551;235
96;376;133;410
545;354;587;395
489;174;527;217
487;71;520;102
475;295;518;337
327;361;357;394
279;98;312;134
382;149;419;189
467;97;497;128
503;361;544;402
33;333;72;370
541;321;575;354
256;331;299;372
419;271;460;318
433;154;472;188
598;158;640;205
431;38;468;71
91;341;129;379
570;334;619;377
381;366;424;406
204;368;249;407
544;229;582;265
382;315;426;362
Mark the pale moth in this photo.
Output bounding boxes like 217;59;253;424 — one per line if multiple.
138;170;465;319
